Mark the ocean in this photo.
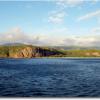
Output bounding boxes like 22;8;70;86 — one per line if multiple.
0;58;100;97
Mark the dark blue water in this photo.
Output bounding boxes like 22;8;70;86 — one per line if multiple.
0;58;100;97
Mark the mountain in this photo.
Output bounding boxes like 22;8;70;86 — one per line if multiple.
1;43;27;46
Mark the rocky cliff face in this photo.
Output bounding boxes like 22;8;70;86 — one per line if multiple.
3;46;64;58
9;47;33;58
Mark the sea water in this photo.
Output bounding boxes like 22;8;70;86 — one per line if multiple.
0;58;100;97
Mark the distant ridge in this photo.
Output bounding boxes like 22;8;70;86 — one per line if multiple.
1;43;28;46
1;43;100;50
49;46;100;50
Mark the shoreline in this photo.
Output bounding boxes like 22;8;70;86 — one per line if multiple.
0;56;100;59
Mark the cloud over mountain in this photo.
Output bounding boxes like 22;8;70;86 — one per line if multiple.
0;27;100;47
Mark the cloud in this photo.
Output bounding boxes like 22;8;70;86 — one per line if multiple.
0;27;35;44
92;27;100;32
56;0;84;8
48;0;99;24
1;27;100;47
56;0;99;8
61;36;100;47
77;10;100;21
62;37;77;46
48;0;88;24
75;36;97;47
90;27;100;35
8;27;23;33
48;11;66;24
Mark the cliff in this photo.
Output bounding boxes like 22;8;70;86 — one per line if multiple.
0;45;64;58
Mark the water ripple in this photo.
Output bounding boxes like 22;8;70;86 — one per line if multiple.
0;58;100;97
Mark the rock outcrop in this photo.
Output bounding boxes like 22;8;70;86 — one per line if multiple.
9;47;34;58
0;45;64;58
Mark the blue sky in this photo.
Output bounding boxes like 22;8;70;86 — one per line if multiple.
0;0;100;46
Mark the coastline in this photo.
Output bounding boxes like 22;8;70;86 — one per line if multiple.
0;56;100;59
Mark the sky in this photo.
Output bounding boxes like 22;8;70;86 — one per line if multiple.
0;0;100;46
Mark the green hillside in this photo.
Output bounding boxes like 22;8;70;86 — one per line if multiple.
0;45;100;58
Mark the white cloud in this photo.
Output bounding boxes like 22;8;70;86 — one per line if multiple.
75;36;97;47
56;0;84;8
48;0;86;24
48;0;99;24
48;11;66;24
0;27;35;44
90;26;100;36
77;10;100;21
8;27;23;33
61;36;100;47
92;27;100;32
56;0;99;8
1;27;100;47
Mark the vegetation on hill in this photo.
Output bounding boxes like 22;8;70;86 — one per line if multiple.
0;45;100;58
0;45;64;58
61;49;100;57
